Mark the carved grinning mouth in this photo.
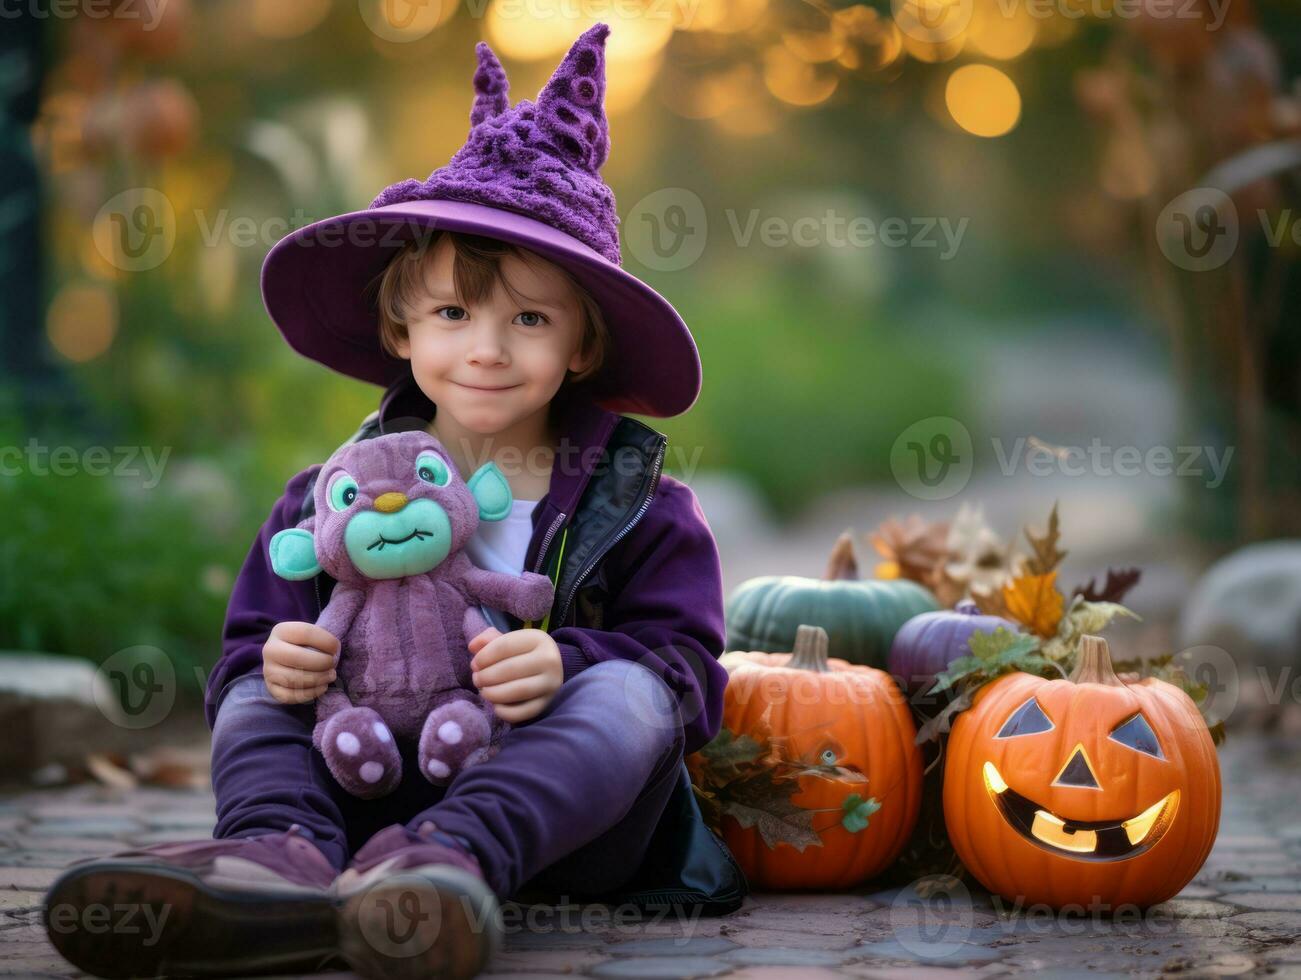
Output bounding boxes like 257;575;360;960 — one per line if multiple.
983;761;1179;861
366;528;433;552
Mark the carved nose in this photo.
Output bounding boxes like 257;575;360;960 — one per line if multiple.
1053;744;1100;789
374;492;408;513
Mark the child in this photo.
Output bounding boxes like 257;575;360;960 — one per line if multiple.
44;23;745;980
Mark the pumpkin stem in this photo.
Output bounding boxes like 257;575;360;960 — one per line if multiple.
823;531;860;581
1070;634;1126;686
788;625;832;672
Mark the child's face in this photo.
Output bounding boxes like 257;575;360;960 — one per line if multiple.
393;237;589;435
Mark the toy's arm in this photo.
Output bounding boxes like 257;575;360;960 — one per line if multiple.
314;585;366;665
448;551;554;624
314;585;366;721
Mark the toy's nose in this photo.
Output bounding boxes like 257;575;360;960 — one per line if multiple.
374;492;408;513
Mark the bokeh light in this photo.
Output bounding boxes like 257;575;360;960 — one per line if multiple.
47;283;118;363
945;63;1021;136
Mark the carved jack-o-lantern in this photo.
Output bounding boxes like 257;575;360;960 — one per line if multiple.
943;635;1221;909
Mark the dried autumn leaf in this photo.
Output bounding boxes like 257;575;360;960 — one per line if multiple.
870;515;950;585
970;586;1010;618
1003;572;1066;639
86;752;137;790
1073;567;1142;604
1023;502;1067;576
722;770;824;851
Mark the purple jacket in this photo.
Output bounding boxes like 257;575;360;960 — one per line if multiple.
205;375;729;755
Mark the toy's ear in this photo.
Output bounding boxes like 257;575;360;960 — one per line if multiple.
269;528;322;580
467;462;512;522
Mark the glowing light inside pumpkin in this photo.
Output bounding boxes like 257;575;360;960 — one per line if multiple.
983;760;1008;794
1123;791;1179;847
982;760;1180;859
1031;810;1097;853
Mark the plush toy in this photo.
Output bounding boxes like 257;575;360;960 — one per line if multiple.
268;430;555;799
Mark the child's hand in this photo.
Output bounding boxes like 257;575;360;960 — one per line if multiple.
262;621;339;704
469;627;563;723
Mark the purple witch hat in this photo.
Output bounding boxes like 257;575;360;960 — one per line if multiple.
260;23;701;418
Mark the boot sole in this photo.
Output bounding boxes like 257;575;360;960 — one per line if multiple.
337;864;503;980
43;861;343;978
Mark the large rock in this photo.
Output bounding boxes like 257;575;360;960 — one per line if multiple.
0;652;139;781
1181;541;1301;671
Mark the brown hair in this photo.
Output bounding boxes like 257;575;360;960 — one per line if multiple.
368;229;608;386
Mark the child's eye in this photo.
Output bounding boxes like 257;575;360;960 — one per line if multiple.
515;311;548;327
436;306;469;322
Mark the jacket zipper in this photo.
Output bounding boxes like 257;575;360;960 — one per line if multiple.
531;511;568;574
553;438;667;628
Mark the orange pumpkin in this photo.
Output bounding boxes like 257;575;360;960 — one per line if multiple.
944;634;1221;910
717;625;923;889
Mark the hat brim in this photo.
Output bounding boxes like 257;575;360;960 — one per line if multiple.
260;199;701;418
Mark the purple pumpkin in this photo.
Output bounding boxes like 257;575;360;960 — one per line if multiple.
888;601;1019;698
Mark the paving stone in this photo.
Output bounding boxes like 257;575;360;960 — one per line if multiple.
1174;884;1222;898
721;926;861;950
0;954;73;976
9;836;123;856
0;891;44;911
0;867;58;889
589;955;732;978
1229;910;1301;936
1214;835;1284;850
1265;944;1301;964
485;947;611;974
847;965;1006;980
723;968;848;980
1217;876;1301;893
1149;898;1239;919
141;811;216;830
1260;967;1301;980
24;818;142;838
124;828;214;845
0;851;84;869
722;946;861;967
604;936;739;957
725;904;871;936
27;802;138;821
852;936;1004;965
1222;891;1301;911
502;927;615;951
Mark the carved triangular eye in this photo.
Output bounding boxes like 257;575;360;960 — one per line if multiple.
1109;713;1164;759
995;698;1054;738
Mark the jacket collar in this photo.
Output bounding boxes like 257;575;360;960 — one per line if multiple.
376;369;619;526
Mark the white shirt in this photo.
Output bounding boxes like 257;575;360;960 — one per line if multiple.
463;498;540;631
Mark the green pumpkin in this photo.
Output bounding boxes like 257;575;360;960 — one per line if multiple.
725;532;939;668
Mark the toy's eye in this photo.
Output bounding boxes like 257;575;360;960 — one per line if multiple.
328;473;359;512
415;451;451;487
996;698;1054;738
1109;713;1164;759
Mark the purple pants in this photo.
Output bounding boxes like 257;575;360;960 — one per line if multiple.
210;659;686;899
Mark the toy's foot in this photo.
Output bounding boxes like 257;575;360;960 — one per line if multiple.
316;708;402;799
418;701;493;786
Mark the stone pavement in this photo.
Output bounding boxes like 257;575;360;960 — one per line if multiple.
1;732;1297;979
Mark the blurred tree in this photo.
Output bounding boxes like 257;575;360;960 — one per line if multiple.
0;11;81;432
